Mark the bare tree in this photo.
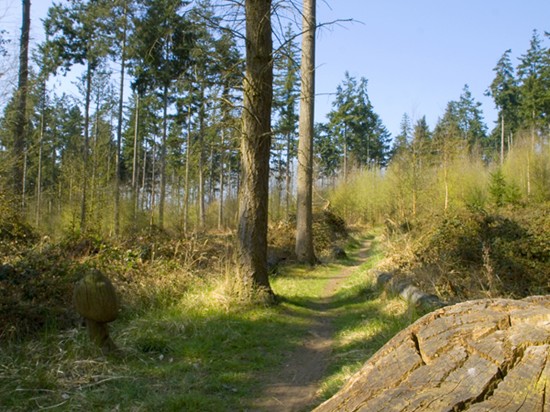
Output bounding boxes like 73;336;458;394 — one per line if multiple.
295;0;317;264
237;0;275;300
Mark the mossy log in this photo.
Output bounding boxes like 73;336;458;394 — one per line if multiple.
73;269;119;354
314;296;550;411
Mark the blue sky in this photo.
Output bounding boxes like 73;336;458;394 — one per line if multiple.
2;0;550;137
315;1;550;135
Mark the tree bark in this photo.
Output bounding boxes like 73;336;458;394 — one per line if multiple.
198;82;206;228
36;76;46;226
81;63;93;232
13;0;31;210
159;84;168;229
500;113;505;166
218;127;225;230
114;2;128;236
237;0;274;300
184;105;192;233
132;94;140;222
295;0;317;265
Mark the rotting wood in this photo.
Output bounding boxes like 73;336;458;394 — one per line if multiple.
314;296;550;412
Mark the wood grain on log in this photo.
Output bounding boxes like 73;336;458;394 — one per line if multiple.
314;296;550;412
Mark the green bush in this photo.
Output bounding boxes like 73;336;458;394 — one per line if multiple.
407;204;549;299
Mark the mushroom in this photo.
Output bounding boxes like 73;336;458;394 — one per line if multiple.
73;269;119;354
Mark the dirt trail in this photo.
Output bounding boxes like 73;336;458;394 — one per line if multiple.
252;242;372;412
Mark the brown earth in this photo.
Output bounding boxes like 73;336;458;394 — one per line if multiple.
251;242;372;412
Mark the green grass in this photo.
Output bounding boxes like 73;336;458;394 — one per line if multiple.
0;234;419;411
315;239;421;401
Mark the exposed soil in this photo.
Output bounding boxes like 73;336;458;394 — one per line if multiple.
251;242;372;412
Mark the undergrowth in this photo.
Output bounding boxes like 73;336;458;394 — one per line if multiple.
383;202;550;301
0;232;417;411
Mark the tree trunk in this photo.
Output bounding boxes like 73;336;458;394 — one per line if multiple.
150;143;156;227
114;3;128;236
141;141;147;211
285;131;292;217
13;0;30;210
343;130;348;183
35;78;46;226
159;85;168;229
81;62;93;232
184;106;192;233
132;94;140;221
500;113;505;166
237;0;274;300
295;0;317;265
198;82;206;228
218;127;225;230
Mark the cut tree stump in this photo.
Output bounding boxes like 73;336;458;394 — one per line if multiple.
314;296;550;412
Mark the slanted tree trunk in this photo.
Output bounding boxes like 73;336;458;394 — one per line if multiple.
237;0;274;300
13;0;31;210
295;0;317;265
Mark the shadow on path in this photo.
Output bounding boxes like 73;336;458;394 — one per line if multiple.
251;242;373;412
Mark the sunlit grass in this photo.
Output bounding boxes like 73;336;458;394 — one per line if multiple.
0;233;419;411
313;237;420;403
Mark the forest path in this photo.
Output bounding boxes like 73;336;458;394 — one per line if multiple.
251;241;373;412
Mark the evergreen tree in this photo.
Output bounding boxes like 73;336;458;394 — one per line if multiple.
327;72;357;180
486;49;519;164
516;30;548;196
272;25;299;216
237;0;275;300
12;0;31;210
314;122;341;184
43;0;114;231
433;101;462;211
517;30;547;132
392;113;412;157
130;0;194;229
296;0;317;265
327;73;391;174
456;84;487;154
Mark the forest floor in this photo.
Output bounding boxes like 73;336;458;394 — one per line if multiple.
0;233;418;411
253;242;373;411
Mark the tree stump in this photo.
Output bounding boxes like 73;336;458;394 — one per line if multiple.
315;296;550;411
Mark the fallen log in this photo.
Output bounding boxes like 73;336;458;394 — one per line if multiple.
375;271;445;310
314;296;550;412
